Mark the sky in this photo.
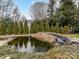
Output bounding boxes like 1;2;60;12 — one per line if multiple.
14;0;48;20
14;0;79;20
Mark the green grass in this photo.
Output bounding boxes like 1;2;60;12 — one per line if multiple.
64;34;79;39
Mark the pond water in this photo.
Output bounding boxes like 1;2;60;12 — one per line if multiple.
8;36;52;53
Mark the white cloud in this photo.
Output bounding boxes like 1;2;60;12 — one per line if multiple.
32;1;35;4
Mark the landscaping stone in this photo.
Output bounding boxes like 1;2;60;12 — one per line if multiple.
31;32;57;44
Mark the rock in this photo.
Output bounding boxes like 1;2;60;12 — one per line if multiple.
0;37;15;46
0;40;8;46
49;33;71;43
31;32;57;44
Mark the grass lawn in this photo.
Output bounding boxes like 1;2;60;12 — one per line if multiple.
64;34;79;39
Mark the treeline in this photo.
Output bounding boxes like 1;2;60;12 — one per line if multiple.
29;0;79;33
0;19;70;35
31;20;69;34
48;0;79;33
0;0;79;35
0;20;28;35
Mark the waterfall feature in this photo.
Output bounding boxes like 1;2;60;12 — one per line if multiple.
12;21;35;53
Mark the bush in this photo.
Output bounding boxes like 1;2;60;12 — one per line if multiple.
64;26;69;34
6;24;13;35
0;21;6;35
73;24;79;33
19;21;24;34
12;21;19;34
50;25;54;32
60;26;64;34
54;23;60;33
23;21;28;34
44;21;50;32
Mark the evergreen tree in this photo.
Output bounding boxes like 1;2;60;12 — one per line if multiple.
35;23;39;33
44;21;50;32
31;21;39;33
64;25;69;33
60;26;64;34
59;0;76;26
39;21;45;32
48;0;55;17
0;21;6;35
31;23;34;33
12;21;19;34
19;21;23;34
23;20;28;34
48;0;56;26
54;23;60;33
6;24;13;35
50;25;54;32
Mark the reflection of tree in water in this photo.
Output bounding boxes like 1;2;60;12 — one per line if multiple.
8;36;52;52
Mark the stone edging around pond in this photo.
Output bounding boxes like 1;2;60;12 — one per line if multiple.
0;32;79;46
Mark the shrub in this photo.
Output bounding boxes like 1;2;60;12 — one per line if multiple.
6;24;13;35
19;21;24;34
73;24;79;33
50;25;54;32
64;26;69;34
54;23;60;33
60;26;64;34
12;21;19;34
44;22;50;32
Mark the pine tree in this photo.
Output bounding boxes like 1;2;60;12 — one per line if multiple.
60;26;64;34
0;22;2;35
35;23;39;33
50;25;54;32
64;25;69;33
54;23;60;33
19;21;23;34
48;0;56;26
31;23;35;33
39;21;45;32
48;0;55;17
44;21;50;32
59;0;76;26
6;24;13;35
0;21;6;35
12;21;19;34
31;22;39;33
23;21;28;34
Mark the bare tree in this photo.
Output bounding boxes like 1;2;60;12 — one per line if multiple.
12;6;21;21
30;2;48;20
0;0;16;20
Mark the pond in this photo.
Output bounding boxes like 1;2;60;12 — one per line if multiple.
8;36;52;53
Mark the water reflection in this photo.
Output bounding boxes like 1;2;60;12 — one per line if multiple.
8;37;52;53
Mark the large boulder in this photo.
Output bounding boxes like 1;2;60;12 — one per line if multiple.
31;32;57;44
